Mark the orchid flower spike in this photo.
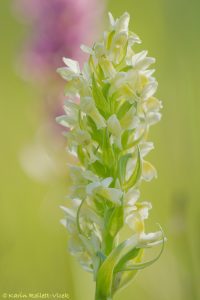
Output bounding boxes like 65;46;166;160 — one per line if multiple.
57;12;165;300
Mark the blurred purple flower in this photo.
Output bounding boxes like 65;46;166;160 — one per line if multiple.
14;0;104;83
14;0;104;128
13;0;104;182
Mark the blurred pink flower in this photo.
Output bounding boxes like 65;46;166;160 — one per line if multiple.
14;0;104;126
13;0;104;182
14;0;104;83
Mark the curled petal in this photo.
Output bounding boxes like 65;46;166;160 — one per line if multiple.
142;160;157;181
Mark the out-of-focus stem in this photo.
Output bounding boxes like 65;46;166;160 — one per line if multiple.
95;287;112;300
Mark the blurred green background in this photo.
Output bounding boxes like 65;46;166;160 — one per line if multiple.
0;0;200;299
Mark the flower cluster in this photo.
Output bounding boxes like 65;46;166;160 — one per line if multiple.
57;12;164;299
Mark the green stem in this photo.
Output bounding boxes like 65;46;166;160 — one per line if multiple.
95;287;112;300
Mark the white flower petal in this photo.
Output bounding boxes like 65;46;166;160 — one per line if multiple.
138;231;163;247
147;112;162;126
86;181;101;194
128;32;141;45
131;50;148;66
125;188;140;206
142;160;157;181
115;12;130;33
144;97;163;113
107;114;122;137
131;51;155;70
68;235;84;255
142;81;158;100
80;44;94;55
94;42;105;58
140;142;154;157
60;205;76;218
137;201;152;219
120;106;139;130
57;67;78;80
82;170;99;182
101;177;113;187
82;62;91;82
99;56;116;78
63;57;80;73
98;187;123;205
60;218;67;228
80;97;106;129
108;12;115;28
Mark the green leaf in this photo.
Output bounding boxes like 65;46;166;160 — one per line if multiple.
114;248;140;273
103;206;124;255
112;270;138;296
102;83;111;99
122;147;142;191
106;30;115;50
96;64;104;82
102;129;115;170
109;206;124;238
92;194;106;216
92;74;109;116
89;160;108;178
95;235;139;299
105;206;124;238
117;153;132;185
89;56;104;86
123;125;147;150
112;248;143;295
87;116;102;144
117;228;165;272
121;129;135;149
89;55;96;74
76;199;85;235
119;65;133;72
117;101;133;120
77;145;85;165
117;40;129;66
112;227;165;295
